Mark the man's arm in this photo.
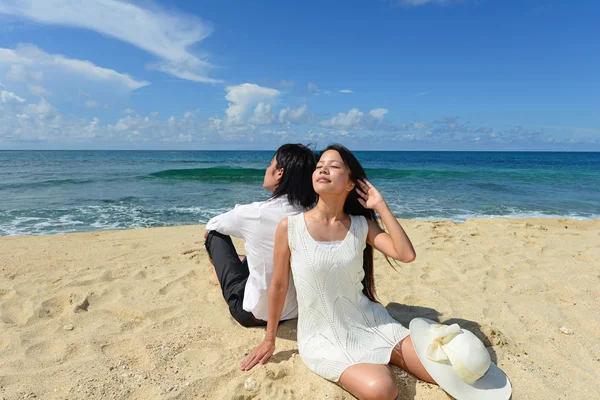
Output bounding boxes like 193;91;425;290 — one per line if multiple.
205;205;243;237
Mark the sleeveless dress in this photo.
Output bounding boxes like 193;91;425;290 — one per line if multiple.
287;213;410;382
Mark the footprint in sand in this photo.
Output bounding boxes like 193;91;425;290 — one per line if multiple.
146;305;184;321
473;323;510;348
420;266;433;280
37;295;72;319
25;340;68;363
182;248;202;259
1;298;34;325
133;270;147;279
68;270;115;287
173;348;221;370
73;294;93;313
158;270;198;295
101;338;154;369
229;369;294;400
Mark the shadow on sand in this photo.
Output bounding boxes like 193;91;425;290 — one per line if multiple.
251;303;500;400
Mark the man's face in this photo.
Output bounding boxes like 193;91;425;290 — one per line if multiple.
263;156;283;192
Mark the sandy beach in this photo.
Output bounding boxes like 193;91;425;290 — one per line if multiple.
1;218;599;399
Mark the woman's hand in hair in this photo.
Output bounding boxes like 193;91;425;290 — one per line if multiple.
240;339;275;371
356;179;386;212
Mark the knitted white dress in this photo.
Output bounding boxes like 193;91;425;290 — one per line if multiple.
287;213;410;382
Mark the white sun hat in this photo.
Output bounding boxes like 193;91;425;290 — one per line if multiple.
409;318;512;400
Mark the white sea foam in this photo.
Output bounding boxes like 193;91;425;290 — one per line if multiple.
1;203;597;237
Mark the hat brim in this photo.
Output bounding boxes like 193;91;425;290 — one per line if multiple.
409;318;512;400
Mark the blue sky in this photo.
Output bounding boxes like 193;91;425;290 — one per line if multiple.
0;0;598;150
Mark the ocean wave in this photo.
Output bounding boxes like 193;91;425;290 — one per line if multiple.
142;166;477;183
144;166;265;182
0;178;99;190
138;165;600;185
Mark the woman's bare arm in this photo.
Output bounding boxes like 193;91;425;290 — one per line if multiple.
357;179;416;263
366;208;416;263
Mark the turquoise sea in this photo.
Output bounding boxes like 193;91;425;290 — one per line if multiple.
0;150;598;236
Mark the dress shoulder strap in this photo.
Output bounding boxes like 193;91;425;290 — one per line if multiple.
354;215;369;245
287;212;303;250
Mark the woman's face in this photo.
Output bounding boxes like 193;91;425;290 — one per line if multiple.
313;150;355;195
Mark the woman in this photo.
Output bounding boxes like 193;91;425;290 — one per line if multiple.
241;144;435;400
205;143;316;327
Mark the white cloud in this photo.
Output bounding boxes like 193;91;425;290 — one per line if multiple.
114;116;133;132
249;103;275;125
23;97;55;116
1;95;289;146
209;116;223;130
1;104;206;144
306;82;334;96
177;133;192;142
413;121;426;129
279;80;295;88
224;83;280;125
85;117;99;136
122;108;135;114
0;0;219;83
0;89;25;103
279;104;308;124
339;89;353;94
369;108;388;119
396;0;459;6
5;64;43;82
0;44;149;90
320;108;364;129
320;107;395;131
84;99;98;109
5;64;25;81
27;84;51;97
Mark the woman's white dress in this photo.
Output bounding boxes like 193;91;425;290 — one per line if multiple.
287;213;410;382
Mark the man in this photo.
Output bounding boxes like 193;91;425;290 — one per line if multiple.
204;144;316;327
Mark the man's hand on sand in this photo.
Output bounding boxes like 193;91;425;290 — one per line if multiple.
240;339;275;371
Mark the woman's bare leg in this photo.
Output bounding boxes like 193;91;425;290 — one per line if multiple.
338;363;398;400
390;335;435;384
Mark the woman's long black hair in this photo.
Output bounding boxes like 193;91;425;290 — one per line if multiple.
270;143;317;209
320;144;393;302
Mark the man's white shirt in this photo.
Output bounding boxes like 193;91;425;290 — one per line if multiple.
206;196;302;321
